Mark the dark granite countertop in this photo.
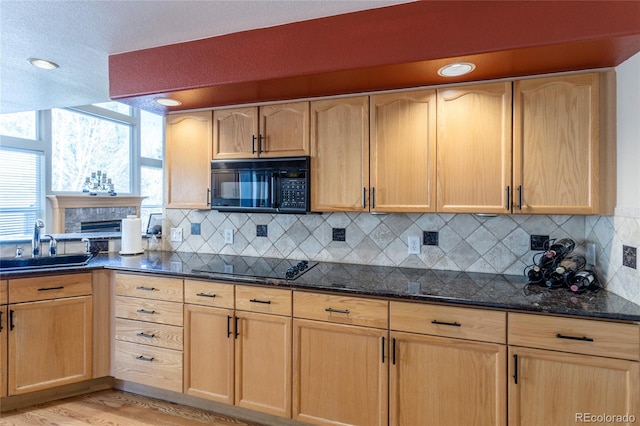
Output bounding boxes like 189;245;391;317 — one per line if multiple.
3;251;640;322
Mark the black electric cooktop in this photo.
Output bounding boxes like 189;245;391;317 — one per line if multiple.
192;255;317;281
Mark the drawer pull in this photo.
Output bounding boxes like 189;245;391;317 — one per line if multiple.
325;307;350;315
249;299;271;304
136;309;156;315
136;332;155;339
136;286;156;291
227;315;232;338
37;286;64;291
431;320;461;327
513;354;519;384
196;292;216;298
136;355;154;362
556;333;594;342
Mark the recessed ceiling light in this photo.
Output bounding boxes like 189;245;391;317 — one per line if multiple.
155;97;182;107
28;58;59;70
438;62;476;77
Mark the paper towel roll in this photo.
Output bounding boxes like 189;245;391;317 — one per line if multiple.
120;215;144;255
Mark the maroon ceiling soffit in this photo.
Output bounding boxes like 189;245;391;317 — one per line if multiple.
109;1;640;114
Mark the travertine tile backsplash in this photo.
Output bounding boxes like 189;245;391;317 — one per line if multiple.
163;210;587;276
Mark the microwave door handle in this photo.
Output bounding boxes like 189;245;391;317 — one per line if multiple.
271;174;278;210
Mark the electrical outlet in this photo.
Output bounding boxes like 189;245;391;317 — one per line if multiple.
586;243;596;266
408;236;420;255
170;227;182;242
224;229;234;244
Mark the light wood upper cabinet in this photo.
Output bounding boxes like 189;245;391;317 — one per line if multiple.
213;102;309;159
165;111;212;209
310;96;369;212
513;72;616;215
370;90;437;212
437;82;513;213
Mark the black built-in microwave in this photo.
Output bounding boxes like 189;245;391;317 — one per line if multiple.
210;157;310;213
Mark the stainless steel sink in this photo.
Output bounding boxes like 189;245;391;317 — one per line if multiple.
0;254;93;272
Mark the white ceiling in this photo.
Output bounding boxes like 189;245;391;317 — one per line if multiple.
0;0;413;114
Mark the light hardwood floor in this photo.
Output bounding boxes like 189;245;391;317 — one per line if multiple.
0;390;263;425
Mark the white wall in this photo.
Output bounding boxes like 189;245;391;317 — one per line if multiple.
616;52;640;212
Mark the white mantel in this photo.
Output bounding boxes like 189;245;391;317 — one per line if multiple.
47;195;145;233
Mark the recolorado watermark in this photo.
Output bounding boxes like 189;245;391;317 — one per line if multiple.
576;413;636;423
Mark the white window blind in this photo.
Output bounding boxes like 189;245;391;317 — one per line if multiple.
0;148;43;237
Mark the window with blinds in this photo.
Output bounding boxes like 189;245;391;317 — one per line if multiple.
0;148;44;237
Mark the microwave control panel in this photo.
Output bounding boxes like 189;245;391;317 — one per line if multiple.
280;178;308;210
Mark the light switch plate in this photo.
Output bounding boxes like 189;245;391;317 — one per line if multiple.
408;236;420;254
224;229;234;244
170;227;183;242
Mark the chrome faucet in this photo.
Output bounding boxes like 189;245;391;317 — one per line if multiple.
45;234;57;256
32;219;45;257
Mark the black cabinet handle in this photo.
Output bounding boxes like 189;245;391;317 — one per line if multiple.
136;309;155;315
513;354;519;384
206;188;211;206
9;310;14;331
363;187;367;208
517;185;523;210
0;310;3;332
136;355;154;362
556;333;594;342
325;307;350;315
381;336;385;364
372;187;376;209
196;292;216;298
431;320;461;327
235;316;239;339
252;135;257;154
258;134;264;153
37;286;64;291
136;286;156;291
227;315;232;338
392;338;396;365
250;299;271;304
506;186;511;211
136;332;155;339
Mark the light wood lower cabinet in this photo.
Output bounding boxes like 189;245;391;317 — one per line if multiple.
508;312;639;425
112;273;184;393
293;292;389;426
7;274;93;396
184;281;292;418
390;331;506;426
508;347;639;426
184;303;234;404
9;295;93;395
0;304;7;398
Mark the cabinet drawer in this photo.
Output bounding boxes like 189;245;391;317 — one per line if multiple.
0;280;7;305
115;273;183;302
115;295;183;326
115;318;183;351
390;302;506;344
113;341;182;393
294;291;388;329
236;285;291;316
508;312;640;361
184;279;234;308
9;273;92;303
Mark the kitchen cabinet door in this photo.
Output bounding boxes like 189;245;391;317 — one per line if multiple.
8;296;93;395
293;319;388;426
390;331;506;426
165;111;213;209
513;72;616;215
213;102;309;159
184;303;234;404
235;311;292;418
508;346;639;426
259;102;309;157
370;90;437;212
310;96;369;212
437;82;513;213
0;305;6;398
